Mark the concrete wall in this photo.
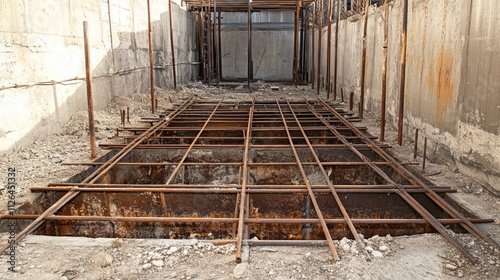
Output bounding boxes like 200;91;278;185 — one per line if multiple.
221;11;295;80
0;0;197;153
315;0;500;192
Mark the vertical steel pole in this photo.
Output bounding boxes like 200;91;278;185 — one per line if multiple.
380;0;389;142
311;2;315;89
147;0;155;113
218;11;222;81
359;0;369;119
168;0;177;89
83;21;97;159
422;137;428;171
293;0;300;87
333;0;340;100
200;9;206;82
326;0;332;99
316;0;323;95
397;0;408;145
247;0;252;90
207;1;212;86
413;128;419;159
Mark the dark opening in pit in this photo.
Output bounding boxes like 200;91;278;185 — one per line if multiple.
7;148;473;241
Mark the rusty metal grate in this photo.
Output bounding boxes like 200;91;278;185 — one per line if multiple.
1;98;498;262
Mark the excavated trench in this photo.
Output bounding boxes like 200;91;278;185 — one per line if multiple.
3;100;481;247
15;148;468;240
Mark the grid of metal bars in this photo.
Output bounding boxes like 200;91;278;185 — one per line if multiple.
1;98;498;262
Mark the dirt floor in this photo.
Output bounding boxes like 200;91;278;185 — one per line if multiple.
0;82;499;279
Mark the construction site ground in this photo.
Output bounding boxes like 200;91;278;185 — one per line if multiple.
0;82;499;280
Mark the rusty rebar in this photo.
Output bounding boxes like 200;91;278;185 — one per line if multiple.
83;21;97;159
293;0;300;87
316;0;323;95
147;0;155;113
311;2;315;89
333;0;340;100
276;99;340;261
164;100;223;185
422;137;427;171
380;0;389;142
0;98;195;255
413;128;419;159
349;91;354;111
235;101;254;263
285;99;364;248
315;99;488;261
359;0;369;119
168;0;177;89
2;214;491;225
397;0;408;145
326;0;332;98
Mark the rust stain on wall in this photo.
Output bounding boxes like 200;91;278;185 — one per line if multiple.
427;47;455;127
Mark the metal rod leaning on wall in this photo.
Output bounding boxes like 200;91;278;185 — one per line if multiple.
168;0;177;89
316;0;323;95
83;21;97;159
380;0;389;142
359;0;369;119
326;0;332;99
397;0;408;145
333;0;340;100
293;0;300;87
311;2;315;89
147;0;155;113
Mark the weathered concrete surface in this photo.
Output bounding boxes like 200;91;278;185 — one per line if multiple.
320;0;500;192
221;11;295;80
0;0;197;153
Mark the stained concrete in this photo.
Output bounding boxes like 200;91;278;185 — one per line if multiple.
315;0;500;192
0;0;197;154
